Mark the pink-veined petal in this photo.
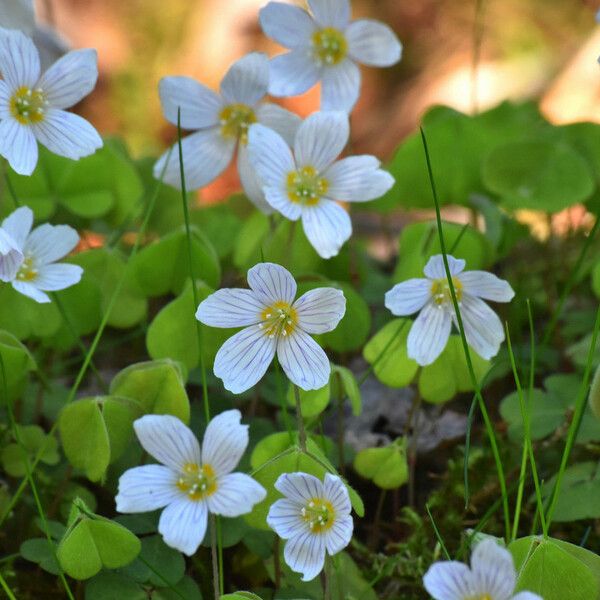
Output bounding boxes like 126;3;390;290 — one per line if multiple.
201;409;249;476
385;279;431;316
115;464;179;513
158;498;208;556
259;2;317;49
320;59;360;113
406;303;452;366
196;287;265;328
293;287;346;334
247;262;297;305
207;472;266;516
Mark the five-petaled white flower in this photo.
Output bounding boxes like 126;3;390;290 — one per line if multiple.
267;472;353;582
260;0;402;112
116;411;266;556
153;52;300;214
196;262;346;393
247;111;394;259
423;538;542;600
0;206;83;303
384;255;514;366
0;27;102;176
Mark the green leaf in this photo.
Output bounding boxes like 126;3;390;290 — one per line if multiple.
331;364;362;416
1;425;59;477
0;329;36;401
59;396;143;481
20;538;60;575
354;441;408;489
483;140;594;212
110;359;190;423
0;287;61;340
57;515;141;580
221;593;263;600
85;573;146;600
133;227;220;297
363;319;417;387
286;382;330;419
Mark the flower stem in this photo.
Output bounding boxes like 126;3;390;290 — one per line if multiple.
210;514;220;600
294;385;307;452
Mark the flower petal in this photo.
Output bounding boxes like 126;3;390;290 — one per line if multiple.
133;414;201;472
385;279;431;316
202;409;249;476
0;118;38;176
346;19;402;67
277;327;330;390
259;2;316;49
470;539;516;599
0;229;23;282
247;262;297;305
512;593;543;600
237;144;274;214
213;324;277;394
256;102;301;147
158;498;208;556
301;199;352;259
34;263;82;291
0;79;11;119
158;76;223;129
220;52;269;107
37;48;98;109
308;0;351;29
153;128;235;190
264;186;302;221
32;109;102;160
458;271;515;303
2;205;33;248
423;254;466;279
293;287;346;334
284;529;326;581
459;294;505;361
12;280;49;303
324;513;353;555
247;123;295;188
268;49;321;98
275;472;325;503
423;561;475;600
115;465;179;513
323;473;351;515
407;303;452;366
294;111;349;172
324;155;394;202
0;28;40;89
196;288;265;328
25;223;79;264
320;59;360;113
267;498;307;539
207;472;266;517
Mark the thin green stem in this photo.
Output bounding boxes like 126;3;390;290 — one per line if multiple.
511;443;528;541
545;305;600;532
294;385;307;452
176;108;210;423
420;126;510;541
275;357;293;444
2;161;20;208
425;503;451;560
136;555;187;600
217;516;224;594
210;514;220;600
0;570;16;600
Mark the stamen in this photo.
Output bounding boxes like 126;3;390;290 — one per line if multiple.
10;86;48;125
176;463;217;500
219;103;257;144
311;27;348;66
260;300;298;339
286;166;329;206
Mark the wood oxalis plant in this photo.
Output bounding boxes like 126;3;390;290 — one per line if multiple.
1;0;600;599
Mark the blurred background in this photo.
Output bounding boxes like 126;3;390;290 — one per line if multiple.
7;0;600;205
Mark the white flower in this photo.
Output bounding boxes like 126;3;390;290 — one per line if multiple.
116;410;266;556
0;206;83;303
153;52;300;214
267;472;353;582
0;28;102;176
384;255;515;366
247;111;394;259
196;262;346;393
260;0;402;112
423;538;542;600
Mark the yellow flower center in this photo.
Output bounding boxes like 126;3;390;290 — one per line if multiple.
219;103;257;145
301;498;335;533
286;166;328;206
467;596;492;600
15;256;38;282
311;27;348;66
10;86;48;125
176;463;217;501
430;277;463;306
259;301;298;338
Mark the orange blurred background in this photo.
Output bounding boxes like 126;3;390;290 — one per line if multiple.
32;0;600;206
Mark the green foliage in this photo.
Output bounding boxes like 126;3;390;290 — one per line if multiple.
59;396;143;481
354;439;409;489
0;330;36;400
286;381;330;419
330;364;362;415
1;425;59;477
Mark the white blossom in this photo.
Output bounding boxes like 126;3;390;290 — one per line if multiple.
196;262;346;393
260;0;402;112
0;206;82;303
153;52;300;213
0;27;102;175
116;411;266;556
247;111;394;258
385;254;514;366
423;538;542;600
267;472;353;581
